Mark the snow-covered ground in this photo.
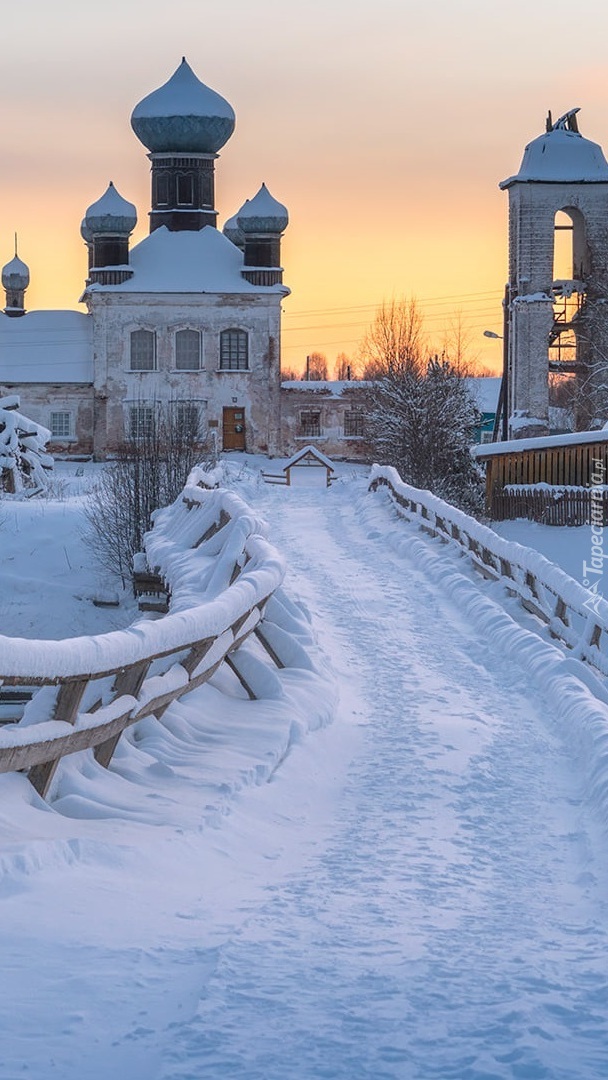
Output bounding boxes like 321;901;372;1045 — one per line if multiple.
493;517;587;585
1;461;608;1079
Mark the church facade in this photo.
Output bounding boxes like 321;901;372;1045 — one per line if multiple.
0;60;369;462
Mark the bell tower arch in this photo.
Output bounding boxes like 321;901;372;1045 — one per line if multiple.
500;109;608;437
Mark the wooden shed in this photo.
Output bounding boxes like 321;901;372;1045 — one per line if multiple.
262;445;336;487
472;429;608;524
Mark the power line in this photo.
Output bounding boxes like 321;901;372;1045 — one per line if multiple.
283;290;503;320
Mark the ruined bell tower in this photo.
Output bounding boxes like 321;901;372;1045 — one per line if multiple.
500;109;608;437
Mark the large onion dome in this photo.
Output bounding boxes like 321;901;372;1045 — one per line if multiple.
130;57;235;154
2;253;29;291
85;182;137;235
236;183;289;233
80;217;93;244
222;212;245;248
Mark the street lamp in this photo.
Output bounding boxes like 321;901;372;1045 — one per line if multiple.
483;330;503;339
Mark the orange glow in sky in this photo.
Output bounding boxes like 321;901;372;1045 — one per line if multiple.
3;0;608;378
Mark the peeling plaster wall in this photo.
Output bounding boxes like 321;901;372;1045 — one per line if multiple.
279;385;371;460
0;382;94;455
86;291;283;458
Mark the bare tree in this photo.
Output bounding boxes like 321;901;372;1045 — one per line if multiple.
280;366;301;381
359;298;425;379
302;352;328;381
85;403;216;585
333;352;356;380
440;312;479;374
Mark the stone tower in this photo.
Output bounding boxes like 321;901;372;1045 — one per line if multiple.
500;109;608;436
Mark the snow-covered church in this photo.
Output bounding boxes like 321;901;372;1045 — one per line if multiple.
0;60;368;460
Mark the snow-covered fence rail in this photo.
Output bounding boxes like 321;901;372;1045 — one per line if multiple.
369;465;608;680
0;468;293;798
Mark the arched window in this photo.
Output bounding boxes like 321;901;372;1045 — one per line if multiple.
175;329;202;370
130;329;156;371
219;329;248;371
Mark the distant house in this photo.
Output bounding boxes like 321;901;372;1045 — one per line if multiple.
465;377;501;443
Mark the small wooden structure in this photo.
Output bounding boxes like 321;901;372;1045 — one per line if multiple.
262;445;336;487
472;429;608;523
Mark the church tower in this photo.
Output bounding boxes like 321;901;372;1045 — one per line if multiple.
2;244;29;317
500;109;608;436
130;58;235;233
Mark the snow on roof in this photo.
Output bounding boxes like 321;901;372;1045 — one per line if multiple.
237;184;289;234
87;226;287;295
283;445;336;472
0;310;93;384
130;58;235;154
471;427;608;458
500;126;608;188
281;380;372;396
465;376;501;413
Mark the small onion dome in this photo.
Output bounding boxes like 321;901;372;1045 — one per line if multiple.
2;254;30;291
222;213;245;247
130;57;235;154
237;183;289;234
80;217;93;244
85;182;137;235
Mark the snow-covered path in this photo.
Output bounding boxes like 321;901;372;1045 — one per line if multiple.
161;480;608;1079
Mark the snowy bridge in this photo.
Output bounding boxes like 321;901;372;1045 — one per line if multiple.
4;464;608;1077
0;469;311;798
1;464;607;802
370;465;608;678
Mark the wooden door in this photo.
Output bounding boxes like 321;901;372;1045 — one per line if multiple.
223;407;246;450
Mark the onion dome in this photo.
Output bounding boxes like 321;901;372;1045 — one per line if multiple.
130;57;235;154
500;111;608;188
80;217;93;244
236;183;289;233
85;182;137;235
2;253;29;291
222;213;245;247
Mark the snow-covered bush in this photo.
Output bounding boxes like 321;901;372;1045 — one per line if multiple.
366;357;484;513
0;395;53;494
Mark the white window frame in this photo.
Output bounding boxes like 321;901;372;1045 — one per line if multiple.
174;328;202;371
49;410;73;439
130;328;156;372
172;399;207;440
129;404;156;441
219;329;249;371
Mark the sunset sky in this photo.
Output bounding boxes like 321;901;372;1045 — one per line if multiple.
3;0;608;375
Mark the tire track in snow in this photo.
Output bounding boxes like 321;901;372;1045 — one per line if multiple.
161;480;608;1080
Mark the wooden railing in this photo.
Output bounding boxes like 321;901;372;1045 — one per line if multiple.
369;465;608;680
0;468;295;798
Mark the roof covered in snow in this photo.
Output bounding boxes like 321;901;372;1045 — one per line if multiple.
0;311;93;384
500;125;608;188
471;427;608;458
130;58;235;154
237;184;289;234
85;181;137;236
86;226;287;296
283;445;336;472
465;376;501;413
